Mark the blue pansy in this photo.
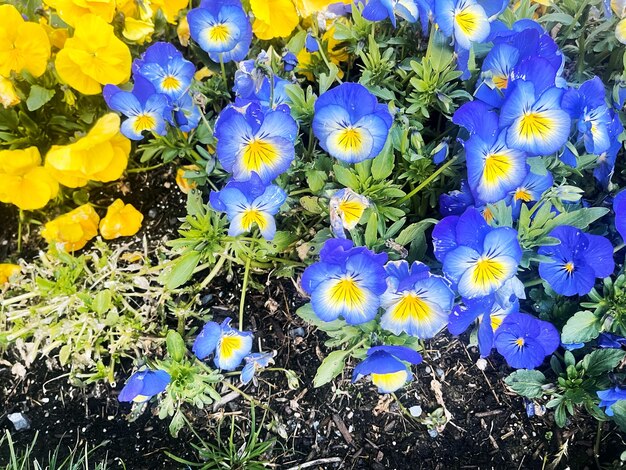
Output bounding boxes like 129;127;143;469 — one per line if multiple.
508;170;553;219
118;369;170;403
352;345;422;393
499;79;571;156
598;332;626;349
453;100;528;204
193;317;253;371
173;93;202;132
362;0;420;27
597;386;626;416
538;226;614;296
209;172;286;240
282;51;298;72
494;312;559;369
233;59;262;99
329;188;370;238
594;110;624;188
187;0;252;63
301;239;388;325
133;42;195;101
312;83;393;163
614;190;626;242
104;75;172;141
305;33;319;52
241;351;275;385
215;102;298;183
434;0;490;51
439;180;475;216
380;261;454;339
432;207;523;299
562;77;612;155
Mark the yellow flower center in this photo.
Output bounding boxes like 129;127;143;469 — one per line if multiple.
328;277;365;310
391;293;432;323
336;127;363;152
493;74;508;90
371;370;408;393
162;74;181;91
133;113;156;133
564;262;575;274
515;337;525;347
514;188;532;202
241;208;267;231
519;112;551;139
490;314;504;331
472;257;506;290
207;24;231;44
242;138;279;172
219;335;244;360
483;153;512;185
338;200;366;226
455;9;478;35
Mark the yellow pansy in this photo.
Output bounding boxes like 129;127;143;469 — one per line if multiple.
0;5;51;78
123;17;155;43
152;0;188;23
0;147;59;211
250;0;299;40
55;14;131;95
617;18;626;44
39;18;69;50
175;165;201;194
41;204;100;252
0;77;20;108
45;113;131;188
0;264;21;284
297;24;348;81
99;199;143;239
177;16;190;47
43;0;116;27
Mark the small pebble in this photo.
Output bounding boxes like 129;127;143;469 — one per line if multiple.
148;208;158;218
409;405;423;417
8;413;30;431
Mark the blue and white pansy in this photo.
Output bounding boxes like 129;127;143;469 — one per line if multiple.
312;83;393;164
118;369;170;403
380;261;454;339
301;239;388;325
329;188;370;238
215;102;298;183
432;207;522;299
209;173;286;240
193;317;253;371
352;345;422;394
362;0;421;28
241;351;275;385
187;0;252;63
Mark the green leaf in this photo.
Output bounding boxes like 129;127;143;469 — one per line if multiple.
166;330;186;362
561;311;601;344
59;344;71;366
371;140;395;181
581;349;626;377
160;251;202;290
544;208;609;233
300;196;323;214
92;289;112;315
314;349;350;387
610;400;626;432
395;219;438;246
333;164;360;190
26;85;55;111
306;169;327;193
504;369;547;398
365;211;378;247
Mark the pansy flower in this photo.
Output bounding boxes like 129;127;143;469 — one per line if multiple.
439;180;475;216
104;75;172;141
538;226;614;296
362;0;421;28
209;173;286;240
301;239;388;325
434;0;490;51
329;188;370;238
453;100;528;204
215;102;298;183
312;83;393;164
432;207;523;299
508;170;553;219
494;312;559;369
593;110;624;188
380;261;454;339
173;93;202;132
598;386;626;416
598;332;626;349
132;42;195;100
352;345;422;393
614;190;626;243
193;317;253;371
499;80;570;156
187;0;252;63
241;351;276;385
118;369;170;403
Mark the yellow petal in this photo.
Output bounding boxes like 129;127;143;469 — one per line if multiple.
0;147;41;175
41;204;100;252
43;0;116;27
99;199;144;239
0;264;21;284
0;167;59;210
617;18;626;45
250;0;299;40
123;17;155;44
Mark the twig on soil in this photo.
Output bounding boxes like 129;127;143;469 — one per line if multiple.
331;414;354;447
285;457;342;470
474;409;504;418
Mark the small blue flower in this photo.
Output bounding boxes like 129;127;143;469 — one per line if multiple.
380;261;454;339
193;317;253;371
593;110;623;189
241;351;276;385
538;226;614;296
103;76;172;141
282;51;298;72
209;173;286;240
312;83;393;163
187;0;252;63
598;332;626;348
215;102;298;183
493;312;560;369
508;170;553;219
352;345;423;393
597;386;626;416
439;180;475;216
118;369;170;403
305;33;319;52
362;0;420;28
173;93;202;132
432;207;522;299
133;42;196;101
301;239;388;325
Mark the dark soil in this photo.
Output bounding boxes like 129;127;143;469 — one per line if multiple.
1;166;626;469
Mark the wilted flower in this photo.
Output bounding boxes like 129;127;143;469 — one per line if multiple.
301;239;388;324
0;264;20;284
329;188;370;238
45;114;131;188
176;165;201;194
0;4;51;78
241;351;276;385
41;204;100;252
55;14;131;95
193;317;253;371
118;369;170;403
0;77;19;108
99;199;144;240
352;345;423;394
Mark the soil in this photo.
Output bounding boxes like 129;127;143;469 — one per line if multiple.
1;166;625;470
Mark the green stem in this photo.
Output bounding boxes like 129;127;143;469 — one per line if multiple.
223;380;272;413
126;162;167;174
559;0;589;43
199;254;228;289
17;209;24;254
614;243;625;253
239;256;252;330
399;156;457;204
219;53;227;86
594;420;602;469
524;278;544;288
